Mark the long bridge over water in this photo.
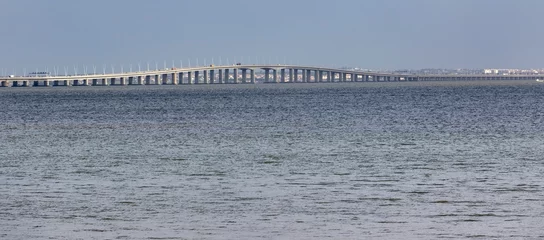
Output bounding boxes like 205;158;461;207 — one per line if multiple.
1;64;542;87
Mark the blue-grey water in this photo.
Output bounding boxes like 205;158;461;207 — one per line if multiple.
1;81;544;239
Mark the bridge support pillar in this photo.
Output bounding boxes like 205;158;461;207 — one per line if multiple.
218;70;223;84
210;70;215;84
162;74;168;85
120;77;127;85
187;72;193;84
273;69;278;83
203;70;208;84
289;69;293;83
302;70;306;83
264;69;270;83
223;69;229;84
306;70;311;82
145;76;151;85
178;72;184;85
327;72;332;82
352;73;356;82
250;69;255;84
63;80;70;87
137;76;143;85
241;69;247;83
292;69;298;83
194;71;199;84
315;71;320;83
172;73;178;85
280;69;286;83
233;69;238;84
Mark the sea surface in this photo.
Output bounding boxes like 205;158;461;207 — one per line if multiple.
1;81;544;240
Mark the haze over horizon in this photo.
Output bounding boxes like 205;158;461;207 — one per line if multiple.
0;0;542;73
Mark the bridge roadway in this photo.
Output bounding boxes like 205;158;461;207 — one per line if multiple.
0;64;542;87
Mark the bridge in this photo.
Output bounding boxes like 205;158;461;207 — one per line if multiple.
0;64;542;87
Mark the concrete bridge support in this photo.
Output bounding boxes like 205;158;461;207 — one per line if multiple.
250;69;255;84
233;69;238;84
177;72;184;85
306;70;311;82
194;71;199;84
272;69;278;83
145;76;151;85
264;69;270;83
289;69;293;83
218;70;223;84
292;69;298;83
210;70;215;84
137;76;143;85
280;69;286;83
161;74;168;85
223;69;229;84
241;69;247;83
315;71;320;83
203;70;208;84
187;72;193;84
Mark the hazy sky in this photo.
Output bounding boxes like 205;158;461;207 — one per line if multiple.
0;0;543;73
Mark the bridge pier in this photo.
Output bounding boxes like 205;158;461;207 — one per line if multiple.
250;69;255;84
218;70;223;84
264;69;270;83
288;69;293;83
177;72;184;85
306;70;311;82
194;71;199;84
187;72;193;84
272;69;277;83
202;70;208;84
145;75;151;85
292;69;297;83
233;69;238;84
241;69;247;83
223;69;229;84
315;71;320;83
161;74;168;85
280;69;286;83
210;70;215;84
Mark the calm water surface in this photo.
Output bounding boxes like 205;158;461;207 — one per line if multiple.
1;81;544;239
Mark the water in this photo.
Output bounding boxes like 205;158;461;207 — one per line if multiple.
1;81;544;239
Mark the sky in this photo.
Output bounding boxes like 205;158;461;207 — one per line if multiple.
0;0;543;74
